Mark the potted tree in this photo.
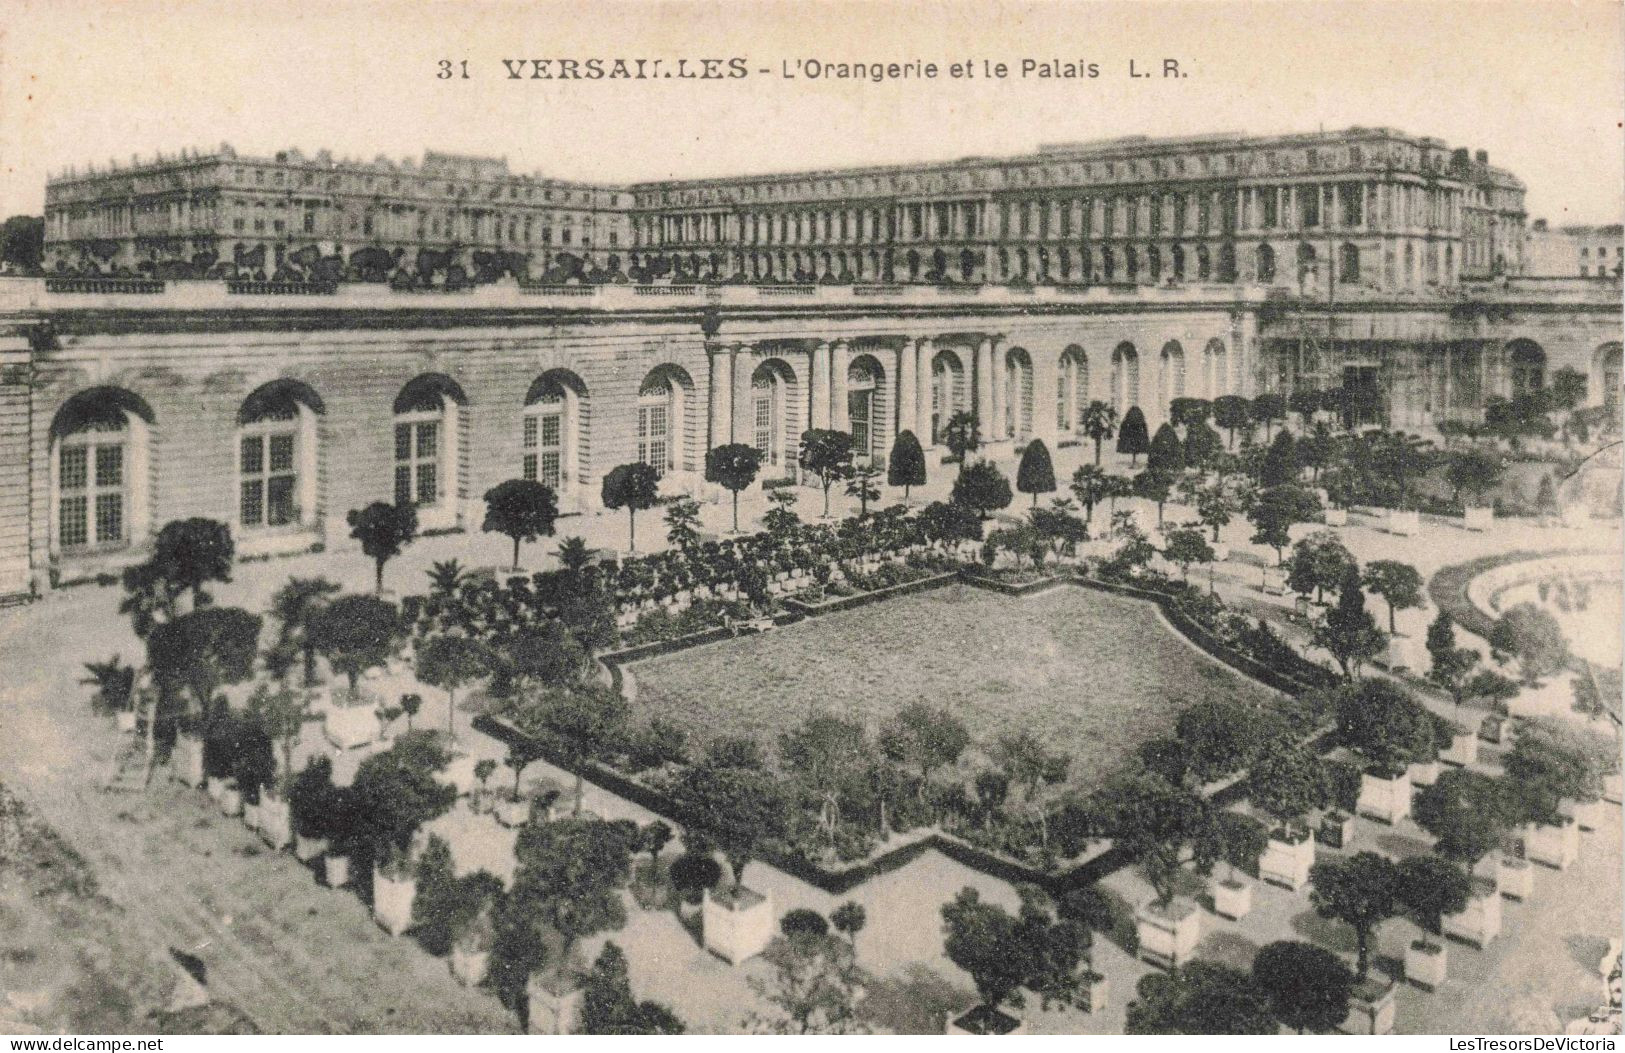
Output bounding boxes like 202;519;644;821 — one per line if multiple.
1309;851;1400;1034
1415;770;1512;947
1212;811;1268;920
1504;721;1605;869
1337;680;1434;825
672;761;789;965
1249;736;1325;891
940;887;1031;1034
1396;854;1473;991
1099;774;1218;969
1252;940;1355;1034
82;655;138;733
308;594;399;746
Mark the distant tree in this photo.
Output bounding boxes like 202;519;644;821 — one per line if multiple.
1309;851;1400;981
1147;423;1185;478
1315;566;1387;680
799;429;856;517
415;633;488;741
941;410;982;473
1163;527;1214;583
1426;611;1481;707
1395;855;1473;948
1336;679;1437;773
919;499;983;550
1030;500;1088;560
1126;961;1276;1035
1170;397;1212;427
1298;421;1334;483
270;576;341;686
1414;768;1517;865
1503;720;1613;826
1070;463;1110;525
146;606;262;726
887;429;927;499
1016;438;1057;507
831;902;867;948
1117;407;1150;465
844;461;883;516
149;517;236;609
1190;476;1240;541
989;729;1070;803
1445;448;1504;506
1080;401;1118;465
1134;466;1177;527
663;495;702;554
1251;940;1354;1034
1213;395;1253;449
307;594;398;696
879;701;971;786
482;479;559;570
1535;473;1559;514
1548;366;1589;412
411;835;502;958
346;501;419;593
1362;560;1423;634
601;462;662;552
1287;529;1356;604
526;685;629;815
1248;485;1321;565
1252;392;1287;440
1183;420;1223;469
668;852;723;909
952;461;1014;519
1288;388;1323;427
0;215;44;272
578;942;686;1034
1488;602;1570;684
1259;430;1299;488
704;443;763;533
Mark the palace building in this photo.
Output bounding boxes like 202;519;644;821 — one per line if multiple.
3;128;1618;602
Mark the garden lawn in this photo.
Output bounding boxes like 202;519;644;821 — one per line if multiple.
631;582;1282;787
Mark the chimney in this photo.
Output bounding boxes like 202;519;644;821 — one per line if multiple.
1475;150;1488;165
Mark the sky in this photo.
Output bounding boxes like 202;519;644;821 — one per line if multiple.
2;0;1622;223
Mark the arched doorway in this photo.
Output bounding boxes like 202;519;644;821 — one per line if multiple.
1057;346;1088;434
1004;348;1034;440
1159;341;1186;413
750;359;798;474
1111;342;1140;415
930;349;967;445
1204;339;1228;398
1256;243;1276;283
49;387;155;556
847;354;885;459
636;366;691;475
393;373;467;529
237;379;324;533
523;370;587;501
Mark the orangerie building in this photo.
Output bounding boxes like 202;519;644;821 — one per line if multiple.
0;127;1618;601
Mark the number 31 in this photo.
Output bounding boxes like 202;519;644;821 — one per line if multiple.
437;60;470;80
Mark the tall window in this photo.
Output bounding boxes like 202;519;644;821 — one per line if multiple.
1058;349;1087;431
751;370;784;467
848;360;877;458
637;377;674;473
58;419;126;550
394;416;439;506
1005;351;1033;439
931;354;962;445
240;411;299;528
523;386;565;490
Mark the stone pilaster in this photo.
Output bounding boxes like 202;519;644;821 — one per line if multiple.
809;341;831;430
831;340;851;434
707;343;733;453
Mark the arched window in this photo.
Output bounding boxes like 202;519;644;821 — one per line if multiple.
50;388;153;554
637;374;677;474
1256;243;1276;283
847;356;881;457
751;361;796;469
1111;342;1140;414
238;381;322;531
523;372;584;496
1205;339;1228;398
393;375;465;525
1058;347;1088;432
1004;348;1033;439
1160;341;1186;410
1340;243;1360;283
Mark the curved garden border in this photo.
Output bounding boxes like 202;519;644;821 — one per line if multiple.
476;565;1337;897
1429;548;1613;645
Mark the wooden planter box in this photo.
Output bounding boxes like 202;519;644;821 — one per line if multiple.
1497;854;1534;901
1407;759;1441;788
204;774;228;802
115;710;138;734
1213;878;1253;920
257;796;292;850
1340;976;1397;1034
1524;818;1580;869
1442;880;1502;949
1357;770;1412;825
946;1007;1025;1035
1259;832;1315;892
1463;506;1494;532
1324;507;1349;527
1386;509;1420;536
218;782;243;817
372;866;417;936
1561;797;1604;833
526;974;583;1035
450;943;489;986
294;832;329;863
173;734;206;787
1136;899;1201;970
1318;810;1356;849
324;706;381;750
322;853;351;888
1440;730;1479;767
1405;940;1448;991
703;885;774;965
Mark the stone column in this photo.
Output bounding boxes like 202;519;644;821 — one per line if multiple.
975;337;996;438
809;342;831;430
989;340;1008;442
708;344;734;454
732;347;756;448
897;340;918;439
831;340;851;433
1034;350;1060;450
916;338;936;446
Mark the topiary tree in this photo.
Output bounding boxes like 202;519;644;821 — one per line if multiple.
941;410;981;474
1259;430;1299;488
577;942;686;1034
668;851;722;911
415;633;489;742
601;462;662;552
704;443;762;533
146;606;263;728
1395;854;1473;950
1426;611;1482;708
482;479;559;570
307;593;398;697
1287;529;1356;605
1248;484;1321;565
1213;395;1253;449
799;429;855;517
951;461;1013;519
1147;423;1186;478
411;834;503;957
1362;560;1423;634
1248;734;1327;839
780;908;830;941
148;517;236;610
1080;401;1118;466
1308;851;1400;981
1414;768;1516;865
831;901;866;948
1126;961;1276;1034
1252;392;1287;441
1117;407;1150;465
346;501;419;593
999;441;1052;511
1251;940;1354;1034
1488;602;1570;685
1134;465;1177;527
887;429;927;499
1183;419;1223;470
1314;565;1386;680
1336;678;1437;775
